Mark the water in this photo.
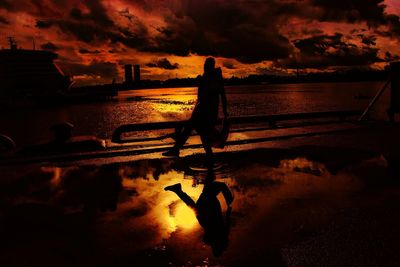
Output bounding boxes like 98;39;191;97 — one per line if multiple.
0;148;397;266
0;82;383;148
1;81;399;266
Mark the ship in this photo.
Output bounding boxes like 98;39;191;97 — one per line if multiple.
0;37;72;99
0;37;119;106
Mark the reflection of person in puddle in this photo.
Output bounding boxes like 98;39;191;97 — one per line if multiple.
164;170;233;256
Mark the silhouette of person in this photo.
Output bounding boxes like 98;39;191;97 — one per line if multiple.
164;170;233;256
163;57;229;167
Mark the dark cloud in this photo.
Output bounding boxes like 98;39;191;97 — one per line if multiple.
301;28;324;36
309;0;400;39
114;24;150;50
45;1;293;63
222;60;236;70
276;33;383;69
109;47;127;54
0;15;9;25
79;48;101;54
118;8;138;23
49;1;118;43
358;34;377;45
41;42;58;51
256;66;288;76
214;24;292;63
146;0;293;63
148;18;198;57
69;7;84;20
146;58;179;70
36;20;53;29
134;0;397;62
1;0;68;15
56;20;110;43
2;0;399;74
33;2;152;51
385;51;400;62
0;0;13;11
68;1;113;28
350;28;368;34
311;0;387;26
385;14;400;37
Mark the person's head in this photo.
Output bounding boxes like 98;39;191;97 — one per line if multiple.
204;57;216;75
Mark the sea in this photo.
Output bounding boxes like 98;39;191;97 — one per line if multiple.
0;81;386;148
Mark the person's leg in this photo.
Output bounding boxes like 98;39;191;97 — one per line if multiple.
163;119;195;156
213;182;234;205
164;183;196;208
175;120;195;149
199;130;214;168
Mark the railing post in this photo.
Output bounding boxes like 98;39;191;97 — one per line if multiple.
389;62;400;122
173;126;182;141
111;128;122;143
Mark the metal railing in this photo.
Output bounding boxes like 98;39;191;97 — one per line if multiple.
111;110;362;143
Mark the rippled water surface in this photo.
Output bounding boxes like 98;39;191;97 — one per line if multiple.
0;82;383;147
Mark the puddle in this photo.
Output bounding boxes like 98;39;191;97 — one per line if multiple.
0;148;396;266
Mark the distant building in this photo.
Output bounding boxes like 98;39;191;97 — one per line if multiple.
134;64;140;83
124;64;133;84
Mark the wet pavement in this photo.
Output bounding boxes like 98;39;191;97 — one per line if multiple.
1;146;400;266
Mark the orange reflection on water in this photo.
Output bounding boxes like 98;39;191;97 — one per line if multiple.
147;94;195;118
171;202;197;230
121;87;197;120
119;168;203;238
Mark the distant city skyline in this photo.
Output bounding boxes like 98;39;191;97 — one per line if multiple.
0;0;399;86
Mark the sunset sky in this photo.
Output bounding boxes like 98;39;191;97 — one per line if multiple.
0;0;400;86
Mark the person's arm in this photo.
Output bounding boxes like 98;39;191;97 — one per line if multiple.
216;68;229;117
196;75;202;105
221;183;233;206
214;182;233;206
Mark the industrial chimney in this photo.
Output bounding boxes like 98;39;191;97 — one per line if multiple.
124;64;133;84
134;64;140;83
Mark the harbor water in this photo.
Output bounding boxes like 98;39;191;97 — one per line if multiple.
1;81;400;266
0;81;384;148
